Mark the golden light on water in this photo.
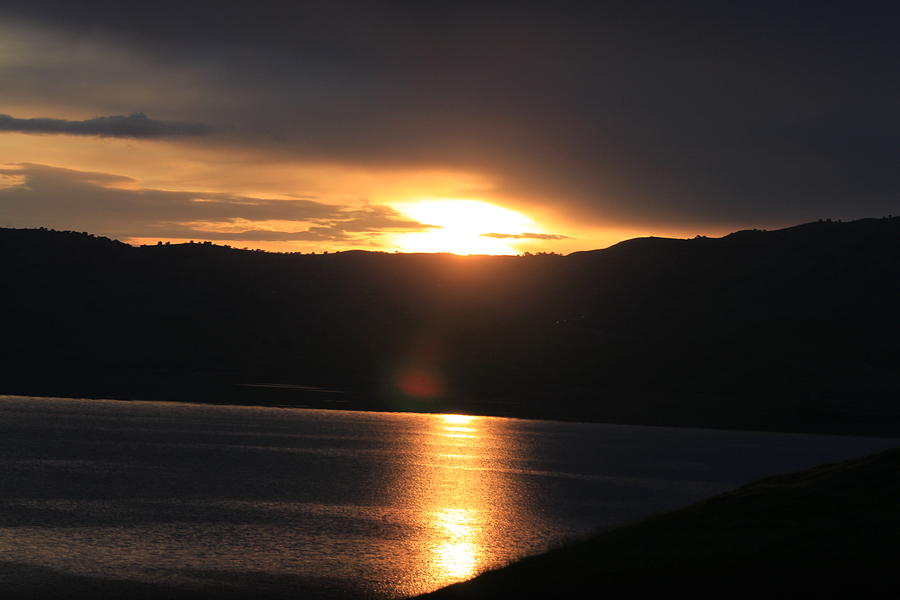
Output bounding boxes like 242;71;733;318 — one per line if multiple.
394;412;525;596
440;415;478;439
434;507;480;579
435;541;479;580
441;414;475;425
391;199;536;255
440;415;475;425
435;507;477;538
428;419;485;582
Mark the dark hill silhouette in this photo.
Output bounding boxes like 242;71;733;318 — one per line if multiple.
415;447;900;600
1;217;899;435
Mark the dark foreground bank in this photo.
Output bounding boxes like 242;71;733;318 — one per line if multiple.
416;447;900;600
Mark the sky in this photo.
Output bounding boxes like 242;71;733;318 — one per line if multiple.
0;1;897;254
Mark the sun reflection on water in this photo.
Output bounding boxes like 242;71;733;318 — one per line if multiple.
391;412;525;597
441;415;474;425
440;415;478;439
435;507;476;538
428;418;484;582
433;507;479;579
426;416;488;587
435;541;478;579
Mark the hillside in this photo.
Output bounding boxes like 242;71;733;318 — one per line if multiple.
416;447;900;600
1;217;899;435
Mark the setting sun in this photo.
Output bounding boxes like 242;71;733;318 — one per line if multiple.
391;199;535;255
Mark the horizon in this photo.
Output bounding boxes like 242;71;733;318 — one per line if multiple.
6;214;894;257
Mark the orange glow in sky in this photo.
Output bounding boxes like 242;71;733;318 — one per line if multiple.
0;130;711;255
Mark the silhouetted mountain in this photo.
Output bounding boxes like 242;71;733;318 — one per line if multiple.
415;447;900;599
2;217;899;435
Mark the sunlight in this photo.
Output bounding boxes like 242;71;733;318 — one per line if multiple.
440;414;478;441
391;199;535;255
441;414;475;425
434;541;478;579
433;508;479;579
436;507;477;538
442;422;477;439
390;408;529;597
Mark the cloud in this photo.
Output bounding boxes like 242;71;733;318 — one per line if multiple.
0;112;210;138
481;232;571;240
0;163;431;244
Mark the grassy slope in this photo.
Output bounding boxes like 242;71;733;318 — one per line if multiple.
416;448;900;599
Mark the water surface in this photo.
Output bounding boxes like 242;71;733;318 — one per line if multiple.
0;395;895;598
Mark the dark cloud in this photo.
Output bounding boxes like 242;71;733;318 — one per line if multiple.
0;113;210;138
0;164;431;243
481;232;570;240
1;2;899;229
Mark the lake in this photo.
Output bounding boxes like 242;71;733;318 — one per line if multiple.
0;395;896;598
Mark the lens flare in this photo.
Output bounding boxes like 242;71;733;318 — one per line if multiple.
396;366;443;398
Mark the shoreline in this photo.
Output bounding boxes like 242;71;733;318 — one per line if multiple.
3;388;899;441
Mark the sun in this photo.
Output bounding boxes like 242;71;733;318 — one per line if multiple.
391;199;535;254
